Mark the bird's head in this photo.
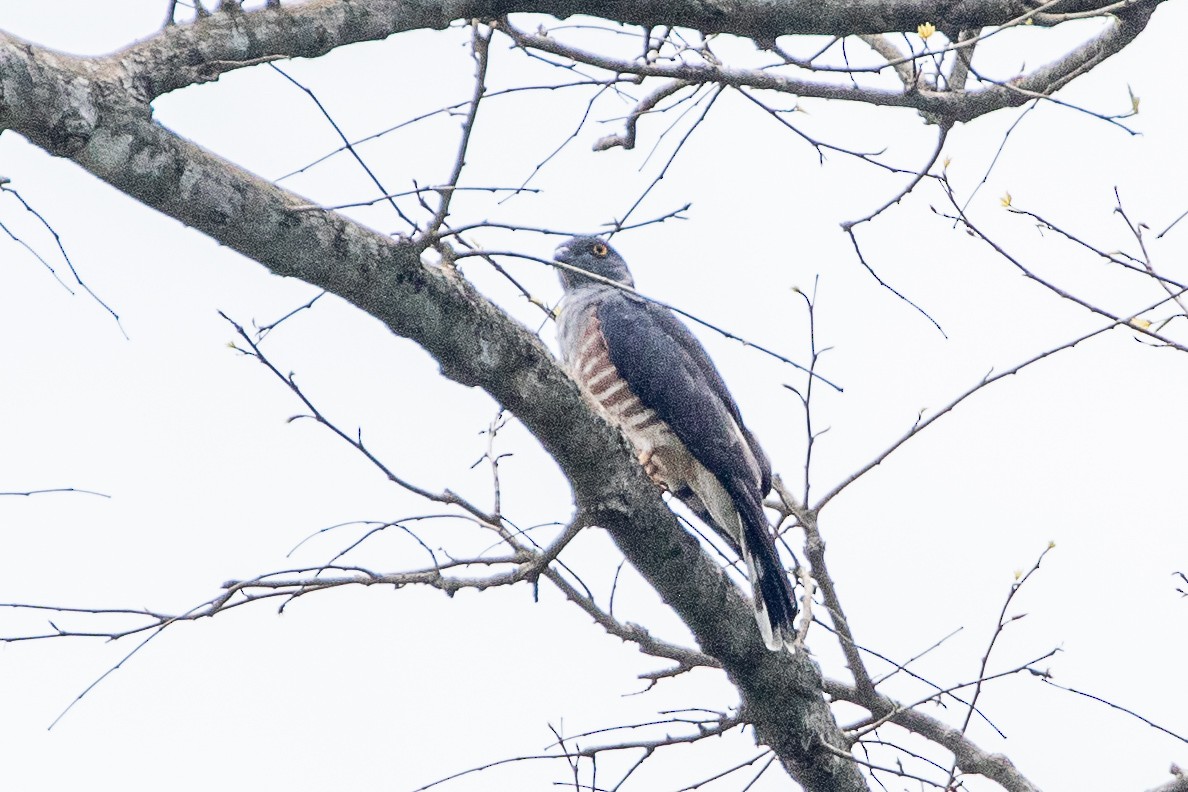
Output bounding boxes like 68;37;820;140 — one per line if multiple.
554;236;634;291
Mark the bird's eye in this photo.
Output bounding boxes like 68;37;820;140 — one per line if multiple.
592;242;609;257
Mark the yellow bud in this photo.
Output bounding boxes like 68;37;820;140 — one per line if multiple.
1047;540;1056;549
918;22;936;39
1130;317;1152;330
1024;17;1034;24
1014;570;1023;580
942;156;952;170
1000;192;1012;207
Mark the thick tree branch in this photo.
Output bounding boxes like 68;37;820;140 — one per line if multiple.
1146;774;1188;792
0;0;1156;130
504;2;1159;124
0;26;866;792
5;4;1158;788
109;0;1158;94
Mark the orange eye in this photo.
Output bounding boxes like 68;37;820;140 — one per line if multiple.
592;242;609;257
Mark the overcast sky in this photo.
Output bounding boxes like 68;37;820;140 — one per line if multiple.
1;2;1184;791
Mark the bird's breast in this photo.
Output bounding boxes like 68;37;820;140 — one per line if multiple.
566;314;697;485
559;303;743;545
571;317;665;430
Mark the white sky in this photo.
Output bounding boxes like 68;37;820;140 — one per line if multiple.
1;2;1184;791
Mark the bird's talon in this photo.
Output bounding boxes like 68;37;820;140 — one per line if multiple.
637;449;666;488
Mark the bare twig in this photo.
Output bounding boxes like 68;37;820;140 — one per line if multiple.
269;64;418;230
1113;189;1188;318
813;303;1176;512
0;487;110;498
1041;678;1188;744
944;543;1055;788
0;181;125;333
843;228;947;336
253;290;325;341
223;311;498;524
851;647;1059;742
543;567;717;669
800;502;875;701
823;678;1042;792
841;123;949;230
594;79;692;151
428;24;492;235
459;250;842;390
613;84;722;231
941;180;1188;353
817;739;946;789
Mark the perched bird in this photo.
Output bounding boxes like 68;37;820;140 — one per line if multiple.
554;235;798;650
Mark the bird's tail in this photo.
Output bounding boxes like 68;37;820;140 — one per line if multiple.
729;481;799;651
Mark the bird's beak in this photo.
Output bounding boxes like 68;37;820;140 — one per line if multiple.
553;243;572;262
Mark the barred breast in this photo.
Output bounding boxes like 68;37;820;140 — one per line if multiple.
565;312;706;498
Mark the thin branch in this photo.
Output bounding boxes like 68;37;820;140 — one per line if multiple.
841;124;950;230
857;34;916;88
428;23;491;236
945;544;1056;788
542;567;717;669
808;618;1005;737
0;181;125;334
1113;189;1188;318
676;752;770;791
1041;678;1188;744
0;487;110;498
851;647;1059;742
269;63;418;230
289;186;538;213
223;311;499;524
253;290;325;341
817;740;946;789
871;627;964;687
594;79;692;151
459;250;843;391
960;101;1041;213
613;84;722;231
823;678;1042;792
734;87;907;174
412;713;743;792
965;60;1140;134
843;228;947;336
814;311;1153;511
941;181;1188;353
790;495;875;701
274;80;621;182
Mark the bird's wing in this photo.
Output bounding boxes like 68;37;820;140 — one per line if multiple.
595;293;766;494
595;291;796;649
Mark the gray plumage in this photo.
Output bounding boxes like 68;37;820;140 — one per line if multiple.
554;235;797;651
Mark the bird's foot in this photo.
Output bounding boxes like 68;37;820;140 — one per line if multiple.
638;449;667;489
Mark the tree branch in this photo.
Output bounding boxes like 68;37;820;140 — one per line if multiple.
0;22;866;792
823;679;1042;792
1;0;1155;131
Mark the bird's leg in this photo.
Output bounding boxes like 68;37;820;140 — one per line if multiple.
637;448;668;490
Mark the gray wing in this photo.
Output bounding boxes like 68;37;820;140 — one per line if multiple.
596;293;769;496
596;292;796;648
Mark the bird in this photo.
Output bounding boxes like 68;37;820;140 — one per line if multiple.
553;235;798;651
